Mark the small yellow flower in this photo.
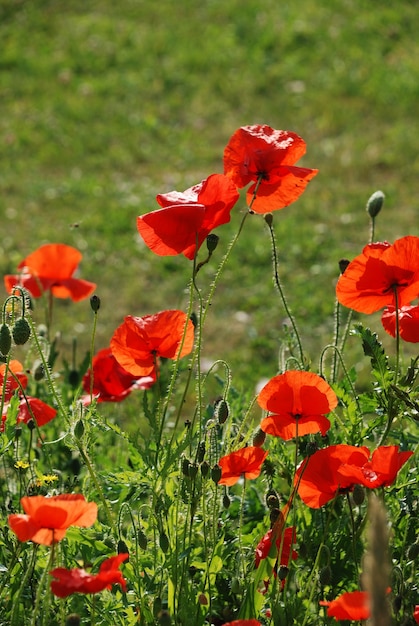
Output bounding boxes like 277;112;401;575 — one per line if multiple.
14;460;30;470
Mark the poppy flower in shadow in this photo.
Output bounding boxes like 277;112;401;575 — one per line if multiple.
82;347;155;403
336;237;419;314
8;494;97;545
110;310;194;377
255;526;297;588
381;304;419;343
296;444;413;508
4;243;96;302
257;370;338;440
218;446;268;486
413;605;419;625
50;553;129;597
0;360;28;401
137;174;239;259
223;125;318;214
320;590;370;621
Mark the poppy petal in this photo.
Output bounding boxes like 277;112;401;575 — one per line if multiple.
246;166;318;214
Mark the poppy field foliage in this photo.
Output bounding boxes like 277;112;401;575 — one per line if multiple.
0;124;418;626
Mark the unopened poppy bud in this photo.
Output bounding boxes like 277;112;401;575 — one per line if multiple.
12;318;31;345
153;597;162;618
266;490;280;510
15;426;22;439
277;565;289;581
197;441;206;463
366;190;385;218
68;369;80;388
200;460;210;478
198;593;208;606
206;234;219;253
159;531;169;553
319;565;332;586
215;398;229;424
117;539;129;560
393;594;402;613
305;441;318;457
338;258;350;274
74;420;85;439
181;457;190;477
157;610;171;626
65;615;81;626
90;295;101;312
211;463;222;484
407;541;419;560
138;529;147;550
252;428;266;447
27;418;36;431
34;363;45;381
222;493;231;509
190;311;198;328
264;213;273;227
188;463;199;479
269;507;281;526
352;483;365;506
0;324;12;356
231;578;241;594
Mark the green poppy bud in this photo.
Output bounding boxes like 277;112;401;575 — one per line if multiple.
366;190;385;218
0;324;12;356
137;529;147;550
206;233;219;253
90;295;101;312
159;531;169;553
319;565;332;586
211;464;222;484
214;398;229;425
12;318;31;345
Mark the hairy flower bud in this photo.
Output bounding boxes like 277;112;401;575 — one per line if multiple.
90;295;101;312
366;190;385;218
0;324;12;356
12;318;31;345
206;234;219;253
211;464;222;484
214;398;229;425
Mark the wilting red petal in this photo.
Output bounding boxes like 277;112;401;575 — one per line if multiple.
17;397;57;427
320;590;370;621
218;446;268;486
50;554;128;597
255;526;297;569
381;305;419;343
258;371;337;441
139;174;239;259
336;237;419;314
111;310;194;377
296;445;370;508
4;243;96;301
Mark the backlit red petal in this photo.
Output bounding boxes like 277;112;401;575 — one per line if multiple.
246;166;318;214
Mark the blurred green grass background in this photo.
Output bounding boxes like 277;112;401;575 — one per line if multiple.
1;0;419;390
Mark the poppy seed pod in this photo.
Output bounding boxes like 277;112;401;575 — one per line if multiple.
366;190;385;218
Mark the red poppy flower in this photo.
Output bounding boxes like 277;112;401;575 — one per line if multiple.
257;371;338;440
8;494;98;545
296;445;413;508
336;445;414;489
336;237;419;314
110;310;194;377
381;304;419;343
413;605;419;625
11;397;57;427
320;590;370;621
137;174;239;259
223;125;318;214
50;553;128;597
0;360;28;401
255;526;297;570
82;347;155;403
218;446;268;486
4;243;96;302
